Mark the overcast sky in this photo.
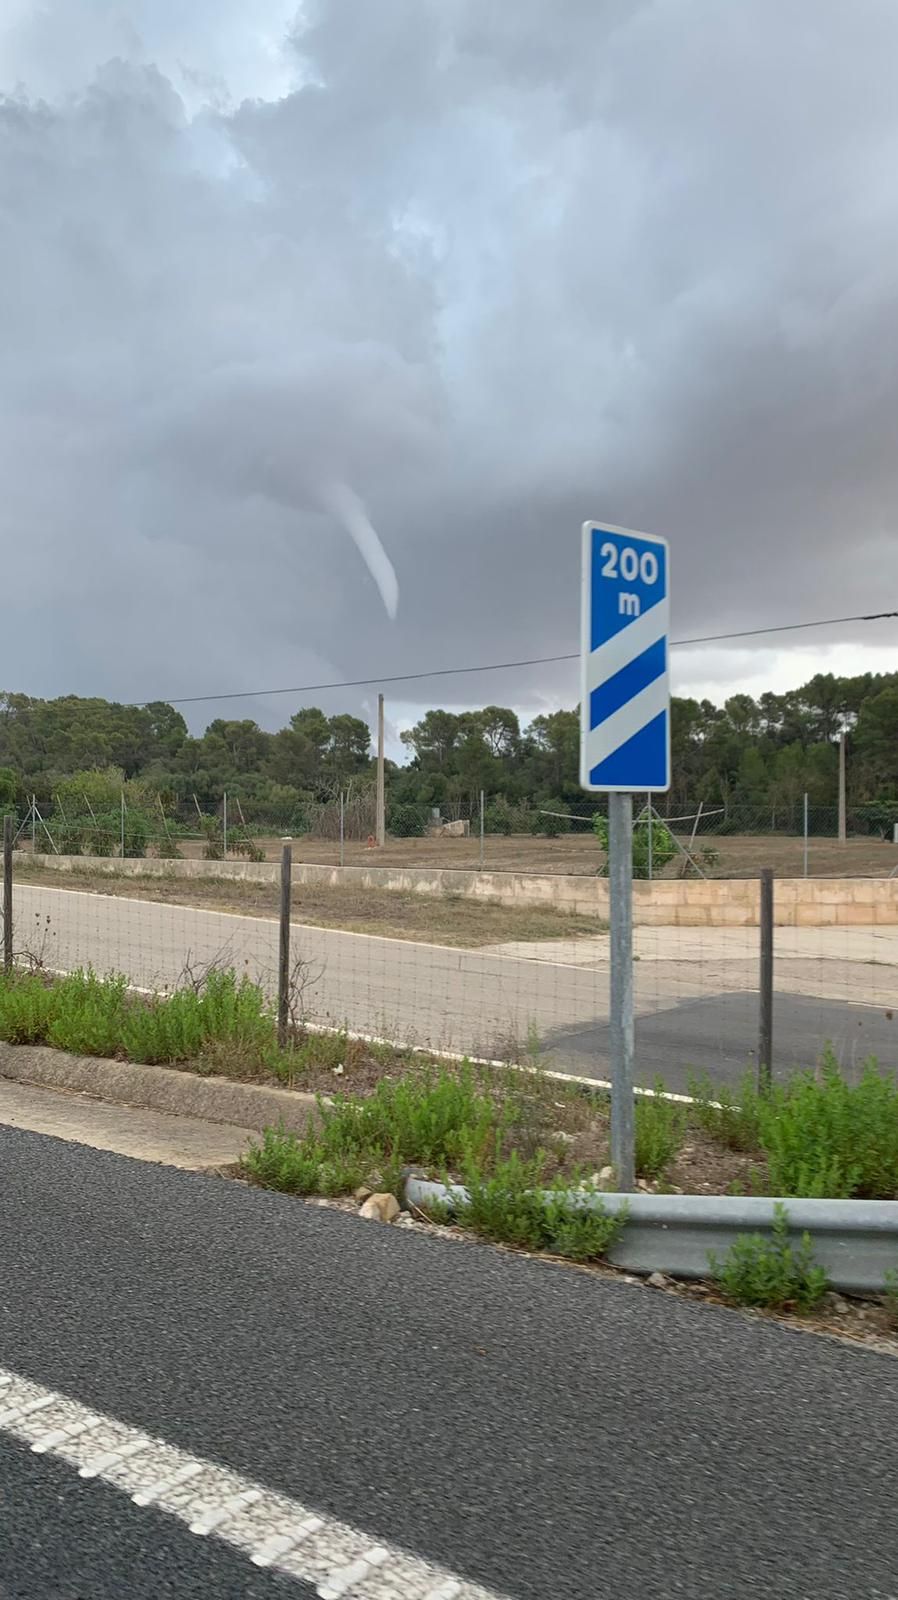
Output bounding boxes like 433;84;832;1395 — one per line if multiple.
2;0;898;754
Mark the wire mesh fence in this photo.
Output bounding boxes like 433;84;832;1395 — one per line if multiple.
3;828;896;1096
7;789;898;879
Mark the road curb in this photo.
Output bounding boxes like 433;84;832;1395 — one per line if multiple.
404;1177;898;1294
0;1042;320;1137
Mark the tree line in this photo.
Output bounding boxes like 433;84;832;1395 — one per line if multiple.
1;669;897;832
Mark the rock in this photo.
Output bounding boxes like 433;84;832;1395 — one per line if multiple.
647;1271;672;1290
554;1131;576;1145
359;1192;401;1224
353;1186;373;1205
597;1165;614;1183
636;1179;654;1192
821;1291;851;1316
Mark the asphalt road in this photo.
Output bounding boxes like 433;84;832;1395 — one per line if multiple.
1;1127;897;1599
547;989;898;1093
0;1433;312;1600
12;882;897;1088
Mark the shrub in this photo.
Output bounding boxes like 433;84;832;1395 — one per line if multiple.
634;1084;687;1178
0;973;56;1044
483;802;514;835
46;969;129;1057
709;1204;829;1313
592;813;676;877
387;804;426;838
687;1070;762;1152
456;1150;628;1260
757;1052;898;1199
241;1125;365;1197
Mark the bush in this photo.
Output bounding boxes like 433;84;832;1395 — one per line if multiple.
634;1084;687;1179
388;803;426;838
456;1149;628;1260
483;801;514;835
709;1203;829;1313
530;803;569;837
0;973;57;1044
687;1070;762;1153
592;813;676;877
757;1052;898;1199
46;970;129;1057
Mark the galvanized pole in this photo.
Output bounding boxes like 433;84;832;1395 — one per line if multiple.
608;792;635;1190
479;789;485;871
277;838;292;1048
838;731;847;843
376;693;386;848
647;796;653;880
223;792;228;860
31;795;36;855
339;791;345;869
758;867;774;1094
120;791;126;859
3;813;13;973
803;792;809;878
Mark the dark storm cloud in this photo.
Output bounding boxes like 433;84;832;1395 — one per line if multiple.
2;0;897;728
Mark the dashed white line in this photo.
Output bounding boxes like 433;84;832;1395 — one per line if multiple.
0;1364;509;1599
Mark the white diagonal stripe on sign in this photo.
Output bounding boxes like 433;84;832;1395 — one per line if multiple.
585;673;669;775
586;596;668;699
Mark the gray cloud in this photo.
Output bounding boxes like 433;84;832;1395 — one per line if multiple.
2;0;898;731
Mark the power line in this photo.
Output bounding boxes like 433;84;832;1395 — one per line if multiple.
145;607;898;707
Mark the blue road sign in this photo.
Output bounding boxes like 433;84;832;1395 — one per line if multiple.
580;521;670;793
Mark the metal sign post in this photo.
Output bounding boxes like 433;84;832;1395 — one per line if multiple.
580;521;670;1192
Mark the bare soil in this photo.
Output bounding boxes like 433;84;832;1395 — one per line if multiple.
21;827;898;878
193;829;898;877
13;861;602;947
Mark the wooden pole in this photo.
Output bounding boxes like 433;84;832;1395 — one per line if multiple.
376;693;386;848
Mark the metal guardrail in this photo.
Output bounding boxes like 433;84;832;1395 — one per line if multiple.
404;1180;898;1294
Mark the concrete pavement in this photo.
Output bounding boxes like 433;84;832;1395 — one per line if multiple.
1;1127;896;1599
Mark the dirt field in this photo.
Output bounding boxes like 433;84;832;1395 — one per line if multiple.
12;862;602;947
160;829;898;879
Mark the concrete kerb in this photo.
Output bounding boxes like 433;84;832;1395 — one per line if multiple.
0;1042;320;1137
403;1178;898;1295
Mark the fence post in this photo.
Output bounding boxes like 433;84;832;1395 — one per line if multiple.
803;792;809;878
339;791;345;869
758;867;774;1094
31;795;36;855
647;796;653;880
479;790;485;871
223;792;228;860
120;791;126;859
3;813;12;973
277;838;292;1048
838;730;847;843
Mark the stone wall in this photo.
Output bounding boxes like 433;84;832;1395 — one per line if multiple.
22;853;898;926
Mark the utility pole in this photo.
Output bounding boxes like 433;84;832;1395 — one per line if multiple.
376;693;386;848
838;730;847;843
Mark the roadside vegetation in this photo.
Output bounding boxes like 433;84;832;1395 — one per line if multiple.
2;966;898;1311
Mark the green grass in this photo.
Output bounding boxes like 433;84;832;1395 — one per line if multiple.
709;1203;830;1313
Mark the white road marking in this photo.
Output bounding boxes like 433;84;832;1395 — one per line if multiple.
0;1363;508;1598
